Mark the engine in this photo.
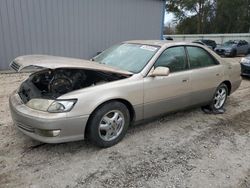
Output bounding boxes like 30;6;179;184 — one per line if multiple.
18;68;126;103
48;69;87;95
31;69;87;98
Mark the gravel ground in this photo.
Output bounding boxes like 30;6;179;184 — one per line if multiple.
0;58;250;188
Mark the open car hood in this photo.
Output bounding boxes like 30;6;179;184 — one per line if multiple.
10;55;133;75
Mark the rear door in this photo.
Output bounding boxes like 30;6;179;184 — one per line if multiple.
241;41;249;54
143;46;192;119
237;41;245;54
186;46;224;106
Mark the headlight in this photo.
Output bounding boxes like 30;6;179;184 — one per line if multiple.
241;58;250;64
47;99;77;113
27;99;54;111
26;99;77;113
225;49;232;52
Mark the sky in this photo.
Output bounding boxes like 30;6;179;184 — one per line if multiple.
164;12;175;25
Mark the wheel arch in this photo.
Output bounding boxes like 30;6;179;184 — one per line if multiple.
84;98;135;137
221;80;232;95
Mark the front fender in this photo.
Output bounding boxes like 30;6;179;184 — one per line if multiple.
58;76;144;118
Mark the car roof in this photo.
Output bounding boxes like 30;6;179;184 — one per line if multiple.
226;40;243;43
125;40;223;62
125;40;169;47
125;40;194;48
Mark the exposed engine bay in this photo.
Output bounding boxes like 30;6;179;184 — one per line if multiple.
18;68;128;103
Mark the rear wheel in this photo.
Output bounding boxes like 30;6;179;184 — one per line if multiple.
210;83;228;111
87;101;130;148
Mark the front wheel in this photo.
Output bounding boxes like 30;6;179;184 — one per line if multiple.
210;83;228;111
87;101;130;148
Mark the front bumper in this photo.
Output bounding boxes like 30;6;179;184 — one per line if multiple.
9;92;89;143
241;63;250;77
215;49;232;56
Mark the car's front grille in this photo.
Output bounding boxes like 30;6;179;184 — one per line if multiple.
10;61;20;71
16;122;34;132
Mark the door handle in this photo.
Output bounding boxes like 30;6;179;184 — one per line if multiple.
182;79;189;82
216;73;220;76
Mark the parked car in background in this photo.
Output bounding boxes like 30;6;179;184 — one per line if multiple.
9;41;242;147
240;55;250;77
192;39;217;50
164;36;174;41
215;40;250;57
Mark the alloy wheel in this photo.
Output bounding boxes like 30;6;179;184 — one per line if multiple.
98;110;125;141
213;87;227;109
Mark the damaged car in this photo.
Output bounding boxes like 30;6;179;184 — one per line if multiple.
9;41;242;147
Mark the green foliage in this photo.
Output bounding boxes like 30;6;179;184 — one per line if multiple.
176;16;197;34
166;0;250;34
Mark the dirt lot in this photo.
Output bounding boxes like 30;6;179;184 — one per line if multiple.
0;58;250;188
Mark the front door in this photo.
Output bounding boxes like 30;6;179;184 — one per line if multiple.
143;46;191;119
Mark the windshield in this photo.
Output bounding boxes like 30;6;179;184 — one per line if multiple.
222;40;237;47
93;43;159;73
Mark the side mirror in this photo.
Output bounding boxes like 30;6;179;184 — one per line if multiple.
149;67;170;77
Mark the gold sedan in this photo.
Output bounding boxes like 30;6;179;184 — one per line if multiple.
9;40;242;147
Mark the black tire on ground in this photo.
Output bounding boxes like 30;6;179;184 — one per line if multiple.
87;101;130;148
209;83;228;111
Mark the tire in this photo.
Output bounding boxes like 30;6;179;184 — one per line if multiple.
209;83;228;111
87;101;130;148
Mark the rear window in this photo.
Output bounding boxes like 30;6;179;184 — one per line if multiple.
187;46;218;69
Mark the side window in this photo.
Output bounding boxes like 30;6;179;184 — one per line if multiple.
154;46;187;73
186;46;218;69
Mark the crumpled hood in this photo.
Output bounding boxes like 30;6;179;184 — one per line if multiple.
10;55;133;75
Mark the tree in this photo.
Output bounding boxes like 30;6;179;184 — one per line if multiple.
214;0;250;33
175;16;198;34
163;22;176;35
166;0;215;34
166;0;250;34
